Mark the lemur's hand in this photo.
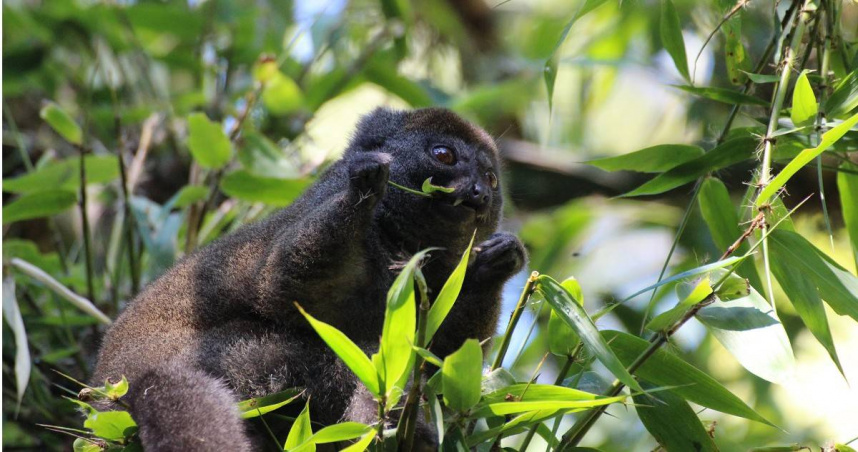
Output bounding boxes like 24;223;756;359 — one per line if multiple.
348;152;391;205
470;232;526;282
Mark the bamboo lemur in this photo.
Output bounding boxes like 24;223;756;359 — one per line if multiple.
93;107;526;451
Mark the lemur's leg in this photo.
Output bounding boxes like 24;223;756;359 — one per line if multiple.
430;232;526;359
252;152;390;319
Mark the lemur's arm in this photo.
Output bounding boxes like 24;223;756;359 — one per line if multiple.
250;152;391;319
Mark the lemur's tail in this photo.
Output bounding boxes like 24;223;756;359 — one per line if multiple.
124;362;251;451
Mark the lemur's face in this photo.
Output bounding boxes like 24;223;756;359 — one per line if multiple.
379;108;503;238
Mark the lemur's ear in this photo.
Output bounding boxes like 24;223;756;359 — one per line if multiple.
349;107;405;151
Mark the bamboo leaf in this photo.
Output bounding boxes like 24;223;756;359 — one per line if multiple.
622;136;757;197
3;155;120;193
602;330;773;426
790;71;818;128
544;0;609;110
377;250;432;401
2;276;31;414
220;170;309;206
308;422;372;444
187;112;232;169
237;387;304;419
634;382;718;452
673;85;769;106
284;401;314;451
757;112;858;206
695;275;796;384
340;431;375;452
442;339;483;412
660;0;690;81
838;161;858;267
824;70;858;118
40;102;82;145
645;276;712;332
587;144;704;173
3;190;77;224
9;258;112;324
698;177;763;291
483;396;626;416
549;277;583;356
769;230;858;321
537;275;644;393
426;236;474;341
296;304;380;396
769;247;844;377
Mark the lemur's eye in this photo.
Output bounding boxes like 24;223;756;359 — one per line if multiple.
486;171;498;189
432;145;456;165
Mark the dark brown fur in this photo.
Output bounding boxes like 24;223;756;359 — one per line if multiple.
93;108;526;451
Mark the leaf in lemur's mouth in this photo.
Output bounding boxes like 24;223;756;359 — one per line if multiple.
387;177;456;199
421;177;456;194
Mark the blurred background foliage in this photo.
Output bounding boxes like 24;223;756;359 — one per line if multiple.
2;0;858;450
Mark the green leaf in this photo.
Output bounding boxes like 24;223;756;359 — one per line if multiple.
838;162;858;267
548;277;584;356
544;0;609;110
770;246;844;377
588;144;704;173
237;387;303;419
40;102;82;145
309;422;372;444
2;239;62;275
421;177;456;195
824;70;858;118
757;112;858;206
633;381;718;452
609;256;743;309
100;376;129;400
741;71;782;84
2;277;30;413
220;170;309;206
723;17;748;85
715;273;750;301
660;0;690;81
426;235;473;341
297;304;380;396
377;250;431;402
602;330;773;426
645;276;712;332
482;383;606;404
187;112;232;169
284;401;314;451
673;85;769;106
3;155;120;193
791;71;818;128
170;185;209;209
3;190;77;224
695;275;795;384
483;395;626;416
537;275;644;393
262;72;304;116
73;438;102;452
698;177;763;292
622;136;757;197
769;230;858;321
442;339;483;412
481;368;518;395
84;410;138;441
340;431;375;452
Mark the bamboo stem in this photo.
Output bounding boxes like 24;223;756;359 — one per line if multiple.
491;271;539;371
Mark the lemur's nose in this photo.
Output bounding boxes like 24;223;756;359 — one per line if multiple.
468;183;489;208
